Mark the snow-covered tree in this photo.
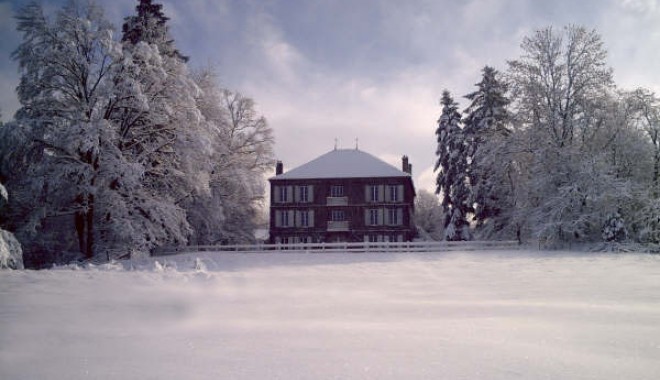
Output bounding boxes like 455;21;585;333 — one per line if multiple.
602;212;628;242
463;66;513;235
0;181;24;270
3;0;278;265
434;90;470;241
414;189;444;241
625;88;660;195
9;1;199;263
11;1;126;259
121;0;188;62
509;25;613;150
186;68;274;244
507;25;623;245
117;0;204;208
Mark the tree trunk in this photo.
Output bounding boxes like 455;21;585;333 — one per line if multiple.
654;148;659;198
75;211;86;256
85;193;95;259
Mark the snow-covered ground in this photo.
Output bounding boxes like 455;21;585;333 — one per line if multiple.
1;250;659;379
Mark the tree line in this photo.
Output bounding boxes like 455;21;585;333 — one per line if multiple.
0;0;274;268
428;25;660;247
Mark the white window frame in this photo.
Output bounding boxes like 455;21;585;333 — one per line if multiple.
299;186;309;203
369;209;379;225
331;209;345;221
300;210;309;227
280;210;290;227
279;186;288;203
370;185;379;202
388;208;399;226
330;185;344;197
389;185;398;202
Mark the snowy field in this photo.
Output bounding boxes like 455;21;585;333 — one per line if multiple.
1;250;660;380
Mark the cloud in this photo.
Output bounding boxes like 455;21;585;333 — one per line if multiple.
600;0;660;93
619;0;658;13
3;0;660;190
416;165;437;194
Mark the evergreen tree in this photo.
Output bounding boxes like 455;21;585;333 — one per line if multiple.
463;66;512;235
434;90;470;241
114;0;205;255
121;0;188;62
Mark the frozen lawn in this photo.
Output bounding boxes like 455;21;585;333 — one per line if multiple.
1;250;660;379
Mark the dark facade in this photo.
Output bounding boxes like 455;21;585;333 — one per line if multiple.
268;149;416;244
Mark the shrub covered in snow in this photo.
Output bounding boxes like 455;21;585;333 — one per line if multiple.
0;183;23;269
602;212;628;242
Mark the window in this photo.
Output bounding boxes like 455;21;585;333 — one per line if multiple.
388;208;399;225
370;185;379;202
389;185;398;202
368;235;379;243
331;210;345;221
279;186;288;203
280;210;290;227
300;211;309;227
299;186;309;203
296;210;314;228
369;209;379;225
330;185;344;197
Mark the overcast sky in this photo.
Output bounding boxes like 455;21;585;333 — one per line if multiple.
2;0;660;192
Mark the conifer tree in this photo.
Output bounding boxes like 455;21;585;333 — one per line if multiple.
463;66;512;234
116;0;204;245
434;90;471;241
122;0;188;62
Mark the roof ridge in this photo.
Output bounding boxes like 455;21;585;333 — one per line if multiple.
271;149;409;180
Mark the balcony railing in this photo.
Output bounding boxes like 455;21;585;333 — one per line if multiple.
327;221;349;231
326;196;348;206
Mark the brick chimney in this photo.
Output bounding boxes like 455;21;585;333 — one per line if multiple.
276;161;283;175
402;155;412;175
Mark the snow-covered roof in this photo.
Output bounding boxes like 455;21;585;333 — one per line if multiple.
272;149;410;180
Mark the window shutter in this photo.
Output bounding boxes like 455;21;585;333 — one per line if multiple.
294;187;300;203
385;186;391;203
308;186;314;203
288;210;295;227
275;210;282;227
397;208;403;226
287;186;294;203
378;185;385;202
364;209;370;226
274;186;281;204
378;208;384;225
295;211;301;227
398;185;404;202
365;185;370;202
309;210;314;227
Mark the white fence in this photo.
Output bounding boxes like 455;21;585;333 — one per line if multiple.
152;240;521;257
